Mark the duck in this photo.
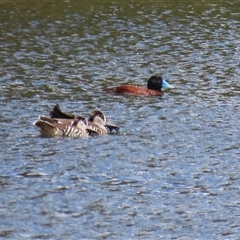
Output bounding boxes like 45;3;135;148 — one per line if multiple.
88;109;119;135
49;104;119;135
106;75;174;96
34;115;95;138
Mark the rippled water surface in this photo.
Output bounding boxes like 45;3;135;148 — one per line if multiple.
0;0;240;239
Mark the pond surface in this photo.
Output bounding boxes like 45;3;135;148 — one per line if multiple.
0;0;240;239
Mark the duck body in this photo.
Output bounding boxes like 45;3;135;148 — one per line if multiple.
50;104;119;135
34;115;91;138
106;76;173;96
107;85;163;96
33;104;119;138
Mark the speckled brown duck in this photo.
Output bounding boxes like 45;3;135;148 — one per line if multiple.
50;104;119;135
34;115;96;138
87;109;119;135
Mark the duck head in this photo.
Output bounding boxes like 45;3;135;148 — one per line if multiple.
147;76;174;91
89;110;119;132
72;116;88;129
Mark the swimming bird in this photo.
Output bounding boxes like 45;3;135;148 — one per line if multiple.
106;76;173;96
50;104;119;135
88;109;119;135
34;115;94;138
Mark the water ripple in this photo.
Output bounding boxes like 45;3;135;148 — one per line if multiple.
0;0;240;239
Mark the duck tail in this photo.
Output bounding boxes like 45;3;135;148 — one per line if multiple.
34;115;62;137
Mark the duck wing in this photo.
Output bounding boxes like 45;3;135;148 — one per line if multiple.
50;104;75;119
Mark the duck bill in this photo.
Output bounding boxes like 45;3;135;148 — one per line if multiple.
162;79;174;88
105;121;119;132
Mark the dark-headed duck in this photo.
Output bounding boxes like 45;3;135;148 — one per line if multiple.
106;76;173;96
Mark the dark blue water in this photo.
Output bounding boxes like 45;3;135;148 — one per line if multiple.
0;0;240;239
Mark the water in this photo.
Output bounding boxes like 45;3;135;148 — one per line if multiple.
0;0;240;239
